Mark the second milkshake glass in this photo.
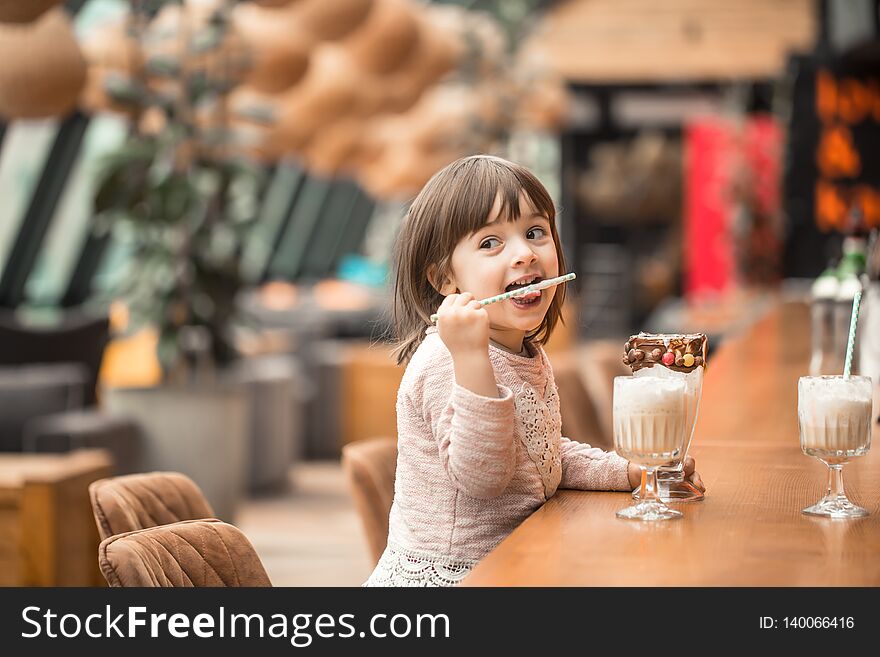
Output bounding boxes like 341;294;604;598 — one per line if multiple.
798;375;873;518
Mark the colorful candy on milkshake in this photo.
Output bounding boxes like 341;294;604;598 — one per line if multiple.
622;332;707;373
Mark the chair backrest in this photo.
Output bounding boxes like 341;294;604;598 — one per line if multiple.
341;436;398;566
551;355;610;451
0;363;88;451
98;519;272;587
0;311;110;407
89;471;215;540
578;340;631;448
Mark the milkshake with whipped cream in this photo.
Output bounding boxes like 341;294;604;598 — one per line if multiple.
623;331;707;501
798;375;874;518
613;376;687;467
798;376;873;460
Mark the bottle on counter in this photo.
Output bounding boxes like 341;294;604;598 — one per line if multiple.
833;236;866;375
859;229;879;386
809;262;840;376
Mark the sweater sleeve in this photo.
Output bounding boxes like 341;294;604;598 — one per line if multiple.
403;335;517;499
430;382;517;499
558;436;632;491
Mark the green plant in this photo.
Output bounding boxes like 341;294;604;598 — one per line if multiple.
92;0;263;379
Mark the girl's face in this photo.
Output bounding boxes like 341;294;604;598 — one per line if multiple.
438;192;560;350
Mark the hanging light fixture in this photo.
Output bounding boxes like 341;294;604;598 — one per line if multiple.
0;0;63;24
0;9;86;119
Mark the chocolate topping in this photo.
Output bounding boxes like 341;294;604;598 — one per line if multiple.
621;332;708;373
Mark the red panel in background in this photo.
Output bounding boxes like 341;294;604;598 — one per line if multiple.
684;115;783;300
684;119;737;299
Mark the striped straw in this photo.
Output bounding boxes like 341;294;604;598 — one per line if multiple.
430;272;576;323
843;289;862;379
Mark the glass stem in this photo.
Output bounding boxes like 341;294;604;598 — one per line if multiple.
641;466;658;502
824;463;846;501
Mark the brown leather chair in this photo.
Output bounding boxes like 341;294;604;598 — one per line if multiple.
550;354;610;451
341;436;397;566
89;471;215;540
577;340;631;449
98;518;271;587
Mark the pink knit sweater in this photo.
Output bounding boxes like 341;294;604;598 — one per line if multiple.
365;328;631;586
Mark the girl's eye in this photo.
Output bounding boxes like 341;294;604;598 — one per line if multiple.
527;227;547;240
479;238;501;249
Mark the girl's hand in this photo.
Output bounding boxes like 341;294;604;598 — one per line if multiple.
435;292;490;358
627;456;706;493
681;456;706;493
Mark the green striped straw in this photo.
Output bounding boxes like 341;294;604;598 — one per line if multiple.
843;289;862;379
430;272;576;323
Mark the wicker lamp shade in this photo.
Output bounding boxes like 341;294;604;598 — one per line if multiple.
377;8;465;113
431;5;506;80
245;40;310;95
396;84;477;151
358;142;461;200
0;0;62;24
351;84;473;173
412;7;467;85
0;9;86;118
252;0;304;7
340;0;418;76
302;117;366;176
351;85;475;198
233;3;311;94
515;77;570;131
272;46;360;152
399;148;462;194
291;0;374;42
373;75;423;116
80;19;141;72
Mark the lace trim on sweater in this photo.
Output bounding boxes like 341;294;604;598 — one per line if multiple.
514;381;562;498
363;542;477;587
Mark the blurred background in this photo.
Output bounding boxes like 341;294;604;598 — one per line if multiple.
0;0;878;586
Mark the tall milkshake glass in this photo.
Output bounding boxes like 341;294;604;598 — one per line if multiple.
624;332;707;502
613;376;688;520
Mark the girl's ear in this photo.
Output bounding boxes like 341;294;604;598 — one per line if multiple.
427;264;457;296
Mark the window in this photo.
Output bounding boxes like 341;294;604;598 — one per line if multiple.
24;114;129;305
0;120;59;278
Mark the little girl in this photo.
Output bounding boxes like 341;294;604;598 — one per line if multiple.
364;155;704;586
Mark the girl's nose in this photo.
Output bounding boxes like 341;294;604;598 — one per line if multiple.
510;241;538;267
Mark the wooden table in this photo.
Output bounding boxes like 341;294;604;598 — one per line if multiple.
463;301;880;586
0;449;111;586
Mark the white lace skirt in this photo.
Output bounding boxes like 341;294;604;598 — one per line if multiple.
362;542;477;587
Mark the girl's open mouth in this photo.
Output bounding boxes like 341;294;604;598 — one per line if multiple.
510;290;542;308
510;290;541;308
505;275;543;308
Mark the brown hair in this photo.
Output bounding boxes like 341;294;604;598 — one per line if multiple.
391;154;567;365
